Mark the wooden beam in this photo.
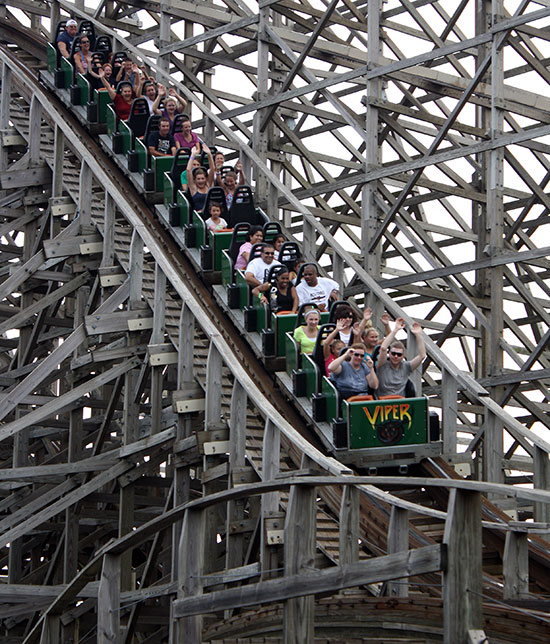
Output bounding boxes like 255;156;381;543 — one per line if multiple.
97;554;120;644
173;544;444;618
283;482;316;644
443;489;482;644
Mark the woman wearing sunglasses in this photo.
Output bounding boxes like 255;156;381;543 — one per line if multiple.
376;317;426;398
74;36;92;75
328;344;378;400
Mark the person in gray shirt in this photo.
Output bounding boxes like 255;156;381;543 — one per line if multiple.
329;344;378;400
376;318;426;398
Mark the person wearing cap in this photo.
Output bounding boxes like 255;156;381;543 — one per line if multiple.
293;308;321;355
57;19;78;59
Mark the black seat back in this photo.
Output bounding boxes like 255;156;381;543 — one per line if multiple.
203;186;228;221
248;243;265;263
144;114;161;144
171;113;190;136
228;223;251;265
228;185;259;228
111;51;127;81
78;20;96;49
170;148;191;182
95;35;112;57
127;98;150;136
328;300;351;322
278;242;299;271
53;21;70;66
312;323;337;382
263;221;282;240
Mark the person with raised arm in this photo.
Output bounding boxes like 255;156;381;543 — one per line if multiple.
329;344;379;399
376;317;426;398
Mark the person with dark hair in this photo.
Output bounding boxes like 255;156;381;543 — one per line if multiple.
89;62;115;88
252;268;299;313
174;116;200;150
115;56;142;94
376;318;426;398
245;244;281;288
235;226;263;271
138;80;159;114
185;144;215;214
329;343;378;399
272;233;285;259
147;117;176;157
205;203;227;231
74;35;92;75
57;19;77;60
98;67;133;119
331;304;369;346
295;264;339;311
219;160;247;208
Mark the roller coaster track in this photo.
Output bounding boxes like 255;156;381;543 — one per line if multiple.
0;4;550;644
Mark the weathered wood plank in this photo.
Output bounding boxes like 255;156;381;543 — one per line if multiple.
443;489;482;644
173;544;443;617
97;554;120;644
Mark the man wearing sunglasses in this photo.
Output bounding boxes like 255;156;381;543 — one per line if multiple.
376;317;426;398
244;244;281;288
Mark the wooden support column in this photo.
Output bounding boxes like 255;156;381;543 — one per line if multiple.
226;380;247;569
150;264;166;435
98;553;121;643
443;488;482;644
119;232;143;590
158;0;171;77
52;125;65;199
28;94;42;166
483;410;504;486
503;530;529;599
284;482;316;644
534;446;550;537
0;63;11;172
39;616;60;644
50;1;60;30
128;230;144;309
78;161;92;228
252;3;271;198
386;506;409;597
171;303;196;588
483;0;505;485
333;253;344;298
407;332;422;396
63;280;89;601
205;342;222;428
303;218;315;262
175;507;205;644
442;368;458;455
261;419;281;579
338;485;359;565
362;0;382;278
101;192;116;267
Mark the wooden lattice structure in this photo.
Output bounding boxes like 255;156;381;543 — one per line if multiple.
0;0;549;642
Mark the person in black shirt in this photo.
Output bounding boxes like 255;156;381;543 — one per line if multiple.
252;268;299;313
147;118;176;157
